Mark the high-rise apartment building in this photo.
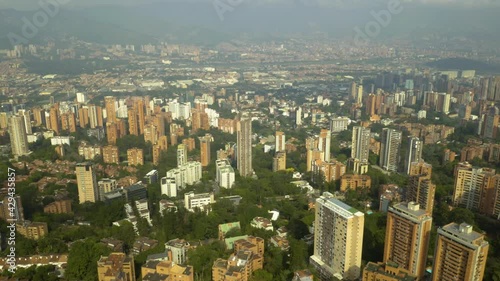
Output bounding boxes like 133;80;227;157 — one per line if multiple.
177;144;188;167
49;106;60;135
351;126;371;164
199;134;213;167
404;137;423;174
380;128;402;172
318;129;331;162
88;105;103;128
384;202;432;280
76;163;99;204
310;192;364;281
237;118;253;177
273;151;287;172
128;108;139;136
407;163;435;215
102;145;120;164
97;253;136;281
216;159;235;189
8;115;30;158
276;131;286;152
104;96;117;123
330;117;349;133
127;148;144;166
453;162;496;211
432;223;488;281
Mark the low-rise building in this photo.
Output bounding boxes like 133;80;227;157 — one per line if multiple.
16;221;48;240
97;252;135;281
340;174;372;192
362;261;417;281
250;217;273;232
184;192;214;213
142;260;194;281
133;237;159;255
43;199;72;214
218;222;241;240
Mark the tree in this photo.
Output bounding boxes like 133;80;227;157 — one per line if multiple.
65;239;111;281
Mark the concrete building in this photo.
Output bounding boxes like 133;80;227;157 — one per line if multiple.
199;134;213;167
330;117;349;133
177;144;188;167
212;236;264;281
275;131;286;152
8;115;30;158
432;223;489;281
76;162;99;204
404;137;423;175
104;96;117;123
351;126;371;173
44;199;72;214
313;160;346;182
97;252;135;281
98;178;118;201
216;159;235;189
184;192;214;213
310;192;364;281
127;148;144;166
141;260;193;281
383;202;432;280
340;174;372;192
165;238;189;265
250;217;274;232
380;128;402;172
161;177;177;198
407;169;435;215
0;196;24;221
453;162;496;211
362;262;417;281
273;151;287;172
318;129;331;162
166;161;202;189
102;145;120;164
237;118;253;177
16;221;48;240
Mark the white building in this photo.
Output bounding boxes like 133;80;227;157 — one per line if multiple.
330;117;349;133
184;192;215;213
159;199;177;215
216;159;235;189
136;199;152;226
166;161;202;189
50;136;71;146
161;177;177;198
417;110;427;120
76;92;87;103
251;217;274;231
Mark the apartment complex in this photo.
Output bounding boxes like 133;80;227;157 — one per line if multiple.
216;159;235;189
103;145;120;164
127;148;144;166
16;221;48;240
199;134;214;167
351;126;371;174
273;151;287;172
44;199;72;214
453;162;496;211
362;262;417;281
380;128;402;172
404;137;423;175
141;260;194;281
166;161;203;189
184;192;215;213
98;178;118;201
97;252;136;281
432;223;489;281
406;162;435;215
76;162;99;204
8;115;30;158
310;192;365;280
212;236;264;281
383;202;432;280
237;118;253;177
340;174;371;192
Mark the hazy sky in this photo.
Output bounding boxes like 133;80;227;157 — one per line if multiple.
0;0;498;10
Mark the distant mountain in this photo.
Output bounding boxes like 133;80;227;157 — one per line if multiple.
0;3;500;48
